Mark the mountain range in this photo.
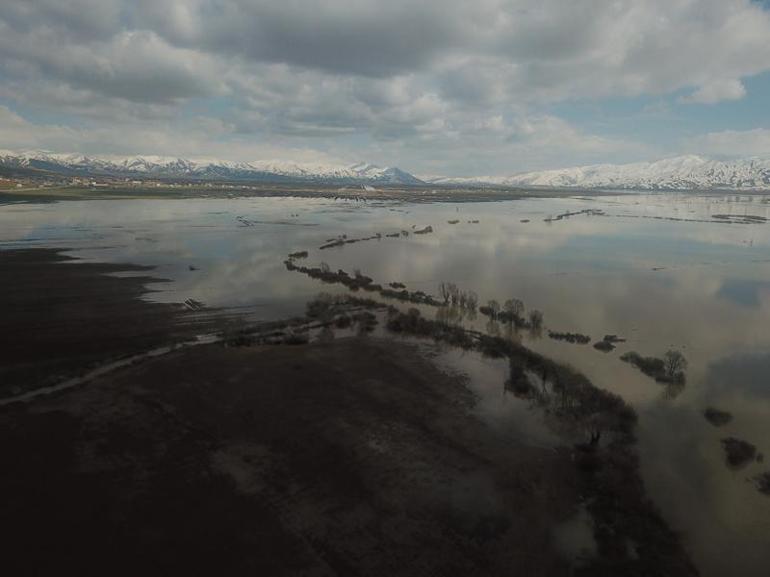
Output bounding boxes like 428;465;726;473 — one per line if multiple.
0;150;424;186
2;150;770;191
427;155;770;191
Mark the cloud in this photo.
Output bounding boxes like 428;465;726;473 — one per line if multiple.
1;0;769;174
685;128;770;158
681;79;747;104
0;104;343;164
0;22;223;104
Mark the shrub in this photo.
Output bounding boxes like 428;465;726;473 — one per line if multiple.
703;407;732;427
721;437;757;469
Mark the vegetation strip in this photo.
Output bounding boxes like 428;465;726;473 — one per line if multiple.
302;297;698;575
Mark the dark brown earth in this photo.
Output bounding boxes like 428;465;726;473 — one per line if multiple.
0;247;698;576
0;181;610;206
0;248;212;397
0;337;580;576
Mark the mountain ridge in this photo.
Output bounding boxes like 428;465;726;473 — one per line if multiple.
427;155;770;190
3;150;770;190
0;150;425;186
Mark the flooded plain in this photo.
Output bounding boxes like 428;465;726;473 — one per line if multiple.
1;191;769;576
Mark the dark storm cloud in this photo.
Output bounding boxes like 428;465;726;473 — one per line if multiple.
195;1;465;77
2;0;121;41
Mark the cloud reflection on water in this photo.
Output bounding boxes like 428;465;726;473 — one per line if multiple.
1;192;769;576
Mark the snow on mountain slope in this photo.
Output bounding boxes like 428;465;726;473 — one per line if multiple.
429;156;770;190
0;150;424;185
5;150;769;190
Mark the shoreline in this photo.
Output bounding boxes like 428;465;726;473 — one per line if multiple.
0;248;219;399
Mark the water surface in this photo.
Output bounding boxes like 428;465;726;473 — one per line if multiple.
2;192;769;576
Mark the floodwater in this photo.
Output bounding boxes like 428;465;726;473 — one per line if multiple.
1;191;769;576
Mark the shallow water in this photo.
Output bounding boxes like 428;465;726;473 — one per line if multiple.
1;191;769;576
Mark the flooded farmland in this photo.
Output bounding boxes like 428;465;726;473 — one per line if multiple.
2;191;769;576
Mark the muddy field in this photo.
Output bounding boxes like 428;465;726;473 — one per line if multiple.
0;248;580;575
0;181;609;206
0;247;698;576
0;249;214;398
1;332;589;576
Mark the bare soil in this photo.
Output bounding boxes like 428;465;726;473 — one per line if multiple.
0;248;212;397
0;247;698;576
0;336;580;576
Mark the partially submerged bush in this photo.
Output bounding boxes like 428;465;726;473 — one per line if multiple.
287;260;441;306
754;472;770;495
505;362;532;396
353;311;378;334
284;331;310;345
334;315;353;328
383;306;637;441
620;351;663;373
528;309;544;330
620;350;687;384
306;292;338;319
703;407;732;427
721;437;757;469
603;334;626;344
222;329;257;347
549;331;591;344
594;340;616;352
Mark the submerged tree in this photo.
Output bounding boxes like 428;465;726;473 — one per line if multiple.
663;349;688;383
438;282;451;305
486;299;500;319
528;309;544;330
503;298;524;323
448;283;460;306
466;291;478;311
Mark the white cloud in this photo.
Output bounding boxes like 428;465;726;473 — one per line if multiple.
685;128;770;158
681;79;747;104
1;0;769;174
0;104;343;164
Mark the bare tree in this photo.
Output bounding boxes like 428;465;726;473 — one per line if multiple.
438;282;450;304
528;309;544;329
504;298;524;321
663;350;688;382
466;291;478;311
447;283;459;306
487;299;500;319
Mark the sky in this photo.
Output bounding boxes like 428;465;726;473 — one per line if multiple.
1;0;770;177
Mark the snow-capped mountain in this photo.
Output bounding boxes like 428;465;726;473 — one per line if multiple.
429;155;770;191
0;150;424;186
5;150;769;190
